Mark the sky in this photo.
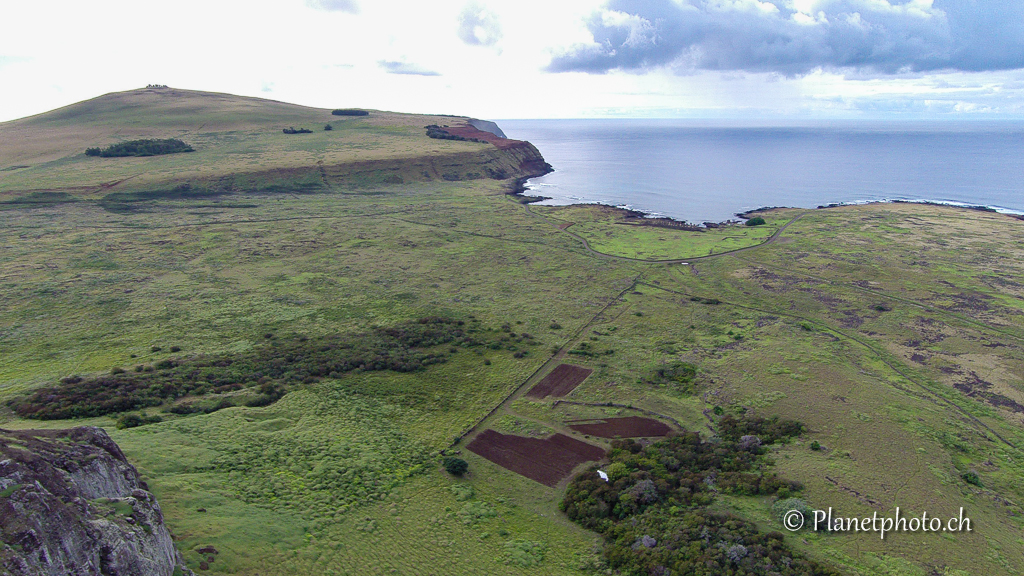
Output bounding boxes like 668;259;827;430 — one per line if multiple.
3;0;1024;121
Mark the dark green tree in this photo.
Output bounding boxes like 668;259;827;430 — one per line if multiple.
443;457;468;476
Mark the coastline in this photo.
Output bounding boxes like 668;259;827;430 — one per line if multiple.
497;118;1024;226
511;173;1024;227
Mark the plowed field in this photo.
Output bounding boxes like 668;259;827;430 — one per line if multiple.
466;429;605;487
566;416;673;438
525;364;592;399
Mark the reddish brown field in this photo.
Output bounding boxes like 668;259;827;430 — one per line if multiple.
566;416;673;438
466;429;605;487
525;364;593;399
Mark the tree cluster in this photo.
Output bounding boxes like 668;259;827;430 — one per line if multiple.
85;138;194;157
283;127;313;134
332;109;369;116
561;416;836;575
10;317;499;420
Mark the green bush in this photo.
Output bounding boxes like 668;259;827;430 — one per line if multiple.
115;413;162;429
332;109;369;116
443;457;468;476
745;216;766;226
560;416;833;575
718;414;804;443
502;540;547;567
649;361;697;393
10;317;505;419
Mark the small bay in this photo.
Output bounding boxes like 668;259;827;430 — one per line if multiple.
498;119;1024;223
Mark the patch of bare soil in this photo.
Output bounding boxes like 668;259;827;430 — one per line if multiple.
466;429;605;486
526;363;593;399
566;416;673;438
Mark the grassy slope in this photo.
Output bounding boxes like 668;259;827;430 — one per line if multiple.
0;86;487;195
2;91;1023;575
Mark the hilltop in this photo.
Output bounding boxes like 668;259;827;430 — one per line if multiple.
0;86;547;198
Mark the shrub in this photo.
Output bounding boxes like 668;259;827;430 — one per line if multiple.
443;457;468;476
332;109;369;116
324;123;333;131
115;413;162;429
282;127;313;134
772;497;814;526
810;441;821;451
86;139;193;158
560;418;836;575
962;471;983;487
745;216;766;226
502;540;547;567
10;317;507;420
718;414;804;444
649;361;697;392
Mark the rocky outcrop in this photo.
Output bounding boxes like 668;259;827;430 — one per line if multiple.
467;119;507;139
0;427;192;576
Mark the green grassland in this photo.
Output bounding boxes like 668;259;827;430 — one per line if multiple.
0;86;502;196
530;203;783;260
2;90;1024;575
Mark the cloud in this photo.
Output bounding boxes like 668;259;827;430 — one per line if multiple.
548;0;1024;76
305;0;359;14
0;55;31;69
457;2;503;47
378;60;442;76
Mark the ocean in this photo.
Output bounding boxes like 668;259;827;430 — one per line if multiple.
497;119;1024;224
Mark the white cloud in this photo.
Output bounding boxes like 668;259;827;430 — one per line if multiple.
306;0;359;13
457;2;502;47
0;0;1022;121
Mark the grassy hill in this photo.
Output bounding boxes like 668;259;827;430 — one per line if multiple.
1;89;1023;576
0;86;541;197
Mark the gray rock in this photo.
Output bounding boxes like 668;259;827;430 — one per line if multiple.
0;427;194;576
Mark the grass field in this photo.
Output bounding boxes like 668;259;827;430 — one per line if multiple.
2;89;1024;575
530;203;783;260
0;86;523;196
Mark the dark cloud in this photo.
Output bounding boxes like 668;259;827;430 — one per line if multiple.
457;2;503;46
378;61;441;76
548;0;1024;76
305;0;359;14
